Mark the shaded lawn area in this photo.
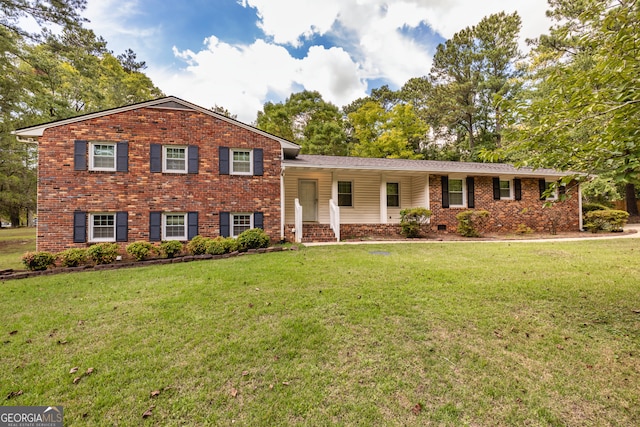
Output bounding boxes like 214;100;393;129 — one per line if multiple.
1;239;639;426
0;227;36;270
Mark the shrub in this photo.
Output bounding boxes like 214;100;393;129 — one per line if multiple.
399;207;432;238
582;203;611;214
160;240;183;258
87;243;120;265
584;209;629;233
237;228;270;250
515;224;533;235
126;241;155;261
206;237;228;255
58;248;88;267
456;210;490;237
22;251;56;271
223;237;240;253
186;235;210;255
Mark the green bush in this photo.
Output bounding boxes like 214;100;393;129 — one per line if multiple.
223;237;240;253
160;240;183;258
582;203;611;214
584;209;629;233
22;251;56;271
237;228;270;250
399;207;432;238
456;210;490;237
58;248;88;267
87;243;120;265
186;235;210;255
126;241;155;261
205;237;225;255
515;224;533;235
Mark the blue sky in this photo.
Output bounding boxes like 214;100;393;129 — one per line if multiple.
82;0;554;123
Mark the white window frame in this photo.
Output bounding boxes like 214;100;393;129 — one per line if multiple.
89;213;116;242
499;179;514;200
448;177;466;207
89;142;117;171
162;213;187;241
231;213;253;237
337;180;353;207
163;145;187;173
231;149;253;175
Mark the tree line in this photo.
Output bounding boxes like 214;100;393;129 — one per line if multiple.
1;0;638;225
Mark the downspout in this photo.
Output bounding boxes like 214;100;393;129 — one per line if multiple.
578;182;583;231
280;153;286;242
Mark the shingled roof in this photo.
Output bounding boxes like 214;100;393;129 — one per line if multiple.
283;155;568;178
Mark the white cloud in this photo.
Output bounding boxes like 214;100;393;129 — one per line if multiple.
83;0;554;123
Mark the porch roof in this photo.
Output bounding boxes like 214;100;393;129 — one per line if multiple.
283;155;568;178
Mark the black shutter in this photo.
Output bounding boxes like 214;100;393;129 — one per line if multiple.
74;140;87;171
220;212;230;237
150;144;162;173
116;141;128;172
539;179;547;200
514;179;522;201
254;212;264;229
116;212;128;242
493;177;501;200
188;146;199;174
559;183;566;196
188;212;198;240
253;148;263;176
441;176;450;209
219;147;229;175
149;212;161;241
466;177;475;208
73;211;86;243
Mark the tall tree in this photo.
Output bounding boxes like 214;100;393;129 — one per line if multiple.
496;0;640;214
348;101;427;159
256;90;348;155
427;12;522;160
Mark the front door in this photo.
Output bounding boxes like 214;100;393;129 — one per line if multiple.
299;180;318;222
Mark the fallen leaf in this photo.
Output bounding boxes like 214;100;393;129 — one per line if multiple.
57;340;68;345
6;390;23;400
25;339;32;344
9;330;17;335
150;390;160;398
86;367;94;375
633;309;640;314
248;303;254;308
255;288;260;291
77;320;85;326
269;384;274;390
412;403;422;415
557;345;564;350
73;377;82;384
231;388;238;398
69;367;79;374
242;371;249;376
493;330;503;339
142;406;154;418
282;381;290;386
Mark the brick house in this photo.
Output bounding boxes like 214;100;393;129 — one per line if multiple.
14;96;582;251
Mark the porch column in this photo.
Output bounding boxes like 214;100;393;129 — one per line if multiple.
425;174;431;209
380;174;387;223
331;171;338;202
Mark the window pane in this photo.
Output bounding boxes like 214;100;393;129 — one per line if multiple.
233;214;251;236
232;151;251;173
387;183;399;207
500;180;511;198
93;144;115;169
165;147;186;171
449;179;463;205
92;214;114;239
338;181;352;207
165;214;185;238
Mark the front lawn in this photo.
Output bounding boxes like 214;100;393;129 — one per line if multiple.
0;227;36;270
1;240;638;425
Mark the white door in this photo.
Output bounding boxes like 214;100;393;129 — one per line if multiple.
299;180;318;222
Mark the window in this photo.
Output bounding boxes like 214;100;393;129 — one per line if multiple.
90;143;116;171
231;150;252;174
90;213;115;242
338;181;353;207
163;146;187;173
163;213;186;240
232;213;252;237
448;179;464;206
500;180;512;199
387;182;399;207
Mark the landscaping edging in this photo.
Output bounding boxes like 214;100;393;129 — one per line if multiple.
0;246;291;281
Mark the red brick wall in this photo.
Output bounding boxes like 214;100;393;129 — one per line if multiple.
429;175;581;233
37;107;283;252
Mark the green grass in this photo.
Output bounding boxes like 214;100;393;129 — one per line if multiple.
0;227;36;270
1;239;639;426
